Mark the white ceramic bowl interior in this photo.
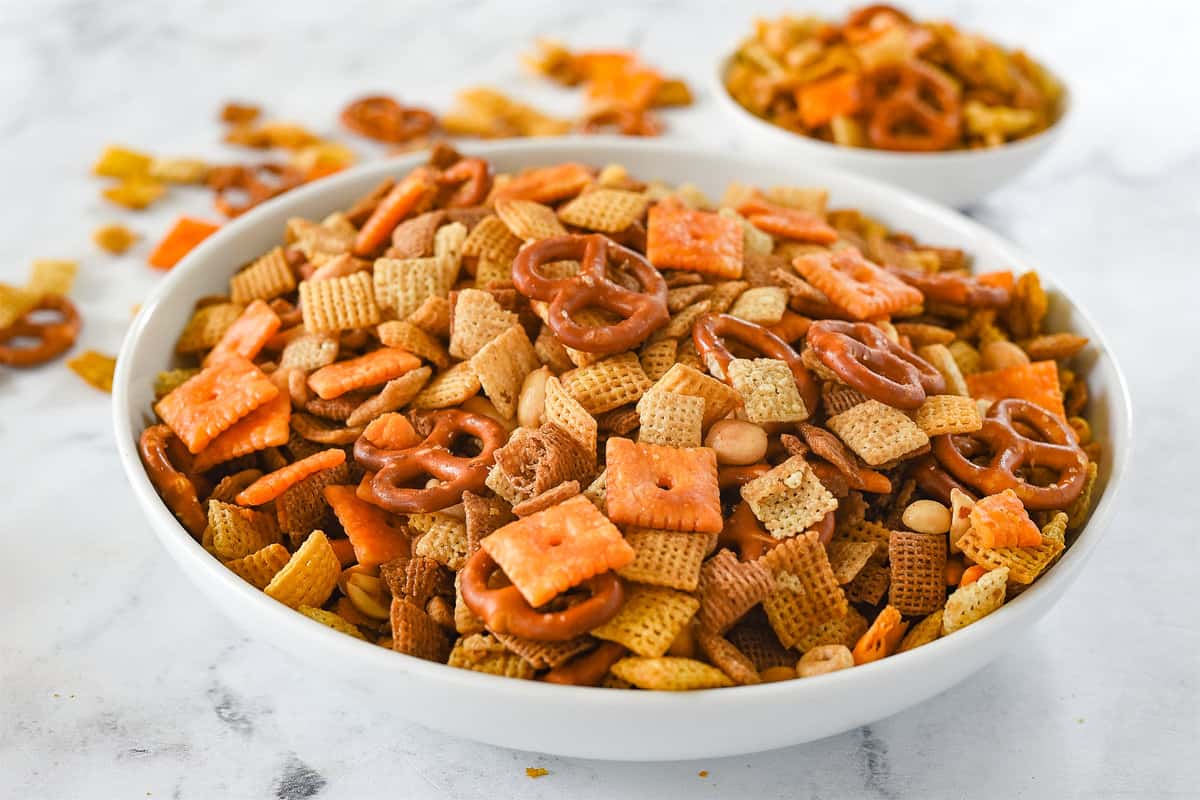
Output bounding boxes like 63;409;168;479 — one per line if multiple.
710;54;1070;209
113;138;1129;761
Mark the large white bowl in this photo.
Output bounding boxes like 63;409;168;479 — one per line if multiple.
113;138;1130;761
711;55;1070;208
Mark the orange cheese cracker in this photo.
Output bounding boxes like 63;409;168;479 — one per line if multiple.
236;449;347;506
155;355;278;454
965;360;1065;419
307;348;422;399
646;200;744;279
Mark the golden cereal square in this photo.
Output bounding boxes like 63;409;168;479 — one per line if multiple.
230;246;296;305
741;456;838;538
651;363;740;429
636;389;704;448
915;394;983;436
592;583;700;657
617;528;713;591
727;358;810;424
557;188;649;233
826;399;930;467
560;353;652;415
299;272;380;333
373;257;447;319
728;286;788;325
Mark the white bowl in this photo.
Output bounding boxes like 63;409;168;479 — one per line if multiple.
711;55;1070;208
112;138;1130;761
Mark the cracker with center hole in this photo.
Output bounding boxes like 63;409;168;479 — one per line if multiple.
727;358;810;424
617;528;714;592
472;324;541;419
957;530;1063;585
300;272;380;333
606;438;722;533
372;257;446;319
845;560;890;605
888;530;947;616
638;338;678;381
377;320;450;368
492;632;593;669
636;389;704;448
175;303;244;354
914;394;983;436
494;197;567;240
560;353;652;415
826;399;930;467
391;597;451;662
966;360;1066;420
646;202;744;279
461;215;522;264
230;246;295;305
696;549;775;634
223;542;290;589
898;609;943;652
824;540;877;584
793;247;922;320
542;376;597;458
280;333;339;372
481;495;634;607
263;530;340;609
611;656;735;690
728;286;788;325
494;423;595;503
410;360;481;409
557;188;649;233
410;512;470;570
741;456;837;538
651;363;740;430
942;566;1009;634
448;288;520;360
345;367;432;425
761;531;848;647
592;583;700;657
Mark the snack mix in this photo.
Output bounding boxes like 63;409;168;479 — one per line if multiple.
139;146;1099;689
724;5;1063;151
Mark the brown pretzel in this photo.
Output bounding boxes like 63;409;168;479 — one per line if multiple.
888;266;1011;308
718;463;771;492
0;295;81;367
580;108;663;137
460;549;625;642
806;319;945;409
354;410;507;513
434;156;491;208
910;454;976;505
139;425;207;538
932;398;1089;510
542;641;628;686
511;234;669;354
208;163;305;217
865;62;962;152
719;501;777;561
813;509;836;545
693;313;820;415
340;95;436;144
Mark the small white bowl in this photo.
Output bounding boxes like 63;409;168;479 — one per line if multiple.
113;138;1129;761
711;55;1070;208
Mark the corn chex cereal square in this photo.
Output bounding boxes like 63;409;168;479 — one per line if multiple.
372;257;447;319
638;338;678;381
760;531;848;647
377;320;450;368
824;540;877;584
560;353;652;415
230;246;296;305
557;188;649;233
448;634;534;678
411;512;470;570
605;438;723;533
942;566;1009;634
636;389;704;447
592;583;700;657
826;399;930;467
175;303;244;354
741;456;837;538
617;528;714;592
888;530;947;616
299;272;380;333
956;530;1064;585
448;288;520;360
543;376;598;458
461;215;522;264
279;333;339;372
264;530;340;609
898;610;943;652
727;358;810;424
651;363;740;430
611;656;734;690
494;198;567;240
223;542;290;589
471;325;541;419
793;606;869;654
411;361;481;409
914;394;982;436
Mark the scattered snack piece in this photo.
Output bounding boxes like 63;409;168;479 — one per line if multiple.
148;216;220;270
66;350;116;392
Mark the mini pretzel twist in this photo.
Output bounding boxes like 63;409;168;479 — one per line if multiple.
459;548;625;642
932;398;1089;510
806;319;945;409
0;295;81;367
888;266;1011;308
340;95;436;144
693;312;820;415
138;424;207;538
865;61;962;152
354;409;507;513
910;454;977;504
209;163;305;217
511;233;669;354
435;157;492;207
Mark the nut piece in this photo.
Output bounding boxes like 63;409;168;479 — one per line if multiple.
517;366;552;429
704;419;768;465
980;340;1030;371
796;644;854;678
901;499;952;535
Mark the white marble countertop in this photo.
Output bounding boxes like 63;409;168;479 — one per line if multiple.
2;0;1197;797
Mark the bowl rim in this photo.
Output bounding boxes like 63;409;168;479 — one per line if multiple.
112;137;1131;710
709;46;1073;162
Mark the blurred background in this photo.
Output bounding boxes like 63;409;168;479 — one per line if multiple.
1;1;1196;798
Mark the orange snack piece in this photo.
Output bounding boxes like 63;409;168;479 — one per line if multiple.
353;167;438;256
329;536;358;567
793;247;923;320
361;412;421;450
480;494;635;607
148;216;220;270
604;437;723;533
977;270;1015;293
307;348;422;400
646;201;744;279
969;489;1041;549
493;163;594;204
192;392;291;471
235;449;346;506
736;195;838;244
852;604;909;665
205;299;281;365
587;63;664;111
959;565;989;586
324;484;410;567
965;360;1065;420
797;72;862;128
155;355;278;454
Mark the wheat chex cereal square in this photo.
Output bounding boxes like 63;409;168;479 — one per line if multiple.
695;548;775;634
956;530;1064;585
888;530;947;616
